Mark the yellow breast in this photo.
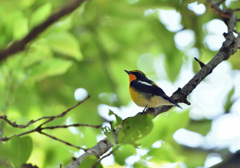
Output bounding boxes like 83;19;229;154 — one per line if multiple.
129;87;174;108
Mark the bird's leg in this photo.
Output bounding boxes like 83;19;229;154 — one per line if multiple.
142;105;148;113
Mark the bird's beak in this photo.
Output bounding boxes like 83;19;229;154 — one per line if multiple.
124;70;130;74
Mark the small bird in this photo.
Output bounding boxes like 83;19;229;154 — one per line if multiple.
125;70;181;109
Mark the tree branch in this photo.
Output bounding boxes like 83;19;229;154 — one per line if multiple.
66;139;113;168
39;131;86;150
146;10;239;117
42;123;102;130
0;0;86;62
208;0;233;21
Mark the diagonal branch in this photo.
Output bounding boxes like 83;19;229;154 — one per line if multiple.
42;123;102;130
0;0;86;62
39;131;86;150
208;0;233;21
146;11;239;117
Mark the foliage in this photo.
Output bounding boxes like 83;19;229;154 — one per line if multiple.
0;0;240;167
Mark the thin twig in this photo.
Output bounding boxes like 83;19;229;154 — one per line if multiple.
233;8;240;12
194;57;206;68
0;96;91;143
92;150;114;168
42;123;102;130
1;127;38;141
0;95;90;129
215;0;225;6
39;131;86;150
38;95;91;128
0;0;86;61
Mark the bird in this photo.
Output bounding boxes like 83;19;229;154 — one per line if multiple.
124;70;181;109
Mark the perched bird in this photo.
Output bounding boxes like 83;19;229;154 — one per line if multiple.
125;70;181;109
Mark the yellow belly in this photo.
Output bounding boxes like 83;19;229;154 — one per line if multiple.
129;87;174;107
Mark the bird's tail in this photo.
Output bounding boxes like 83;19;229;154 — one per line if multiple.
168;98;182;109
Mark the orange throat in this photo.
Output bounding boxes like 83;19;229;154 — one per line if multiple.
128;74;137;83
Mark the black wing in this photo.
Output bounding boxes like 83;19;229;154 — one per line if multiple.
130;80;167;96
130;80;181;108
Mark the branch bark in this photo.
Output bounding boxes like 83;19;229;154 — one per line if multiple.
146;9;239;117
0;0;86;62
66;139;112;168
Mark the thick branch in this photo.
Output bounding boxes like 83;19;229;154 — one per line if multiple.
65;139;113;168
146;12;239;116
0;0;86;62
208;0;233;21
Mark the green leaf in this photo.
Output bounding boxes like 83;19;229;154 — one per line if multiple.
118;114;154;145
139;110;190;148
115;144;136;165
101;109;123;144
30;3;52;27
224;87;234;112
81;127;99;148
79;155;102;168
108;109;122;128
187;120;212;136
148;142;178;163
133;160;149;168
3;11;24;38
0;136;33;167
146;17;183;82
29;58;72;81
13;17;28;40
23;38;53;67
50;14;74;31
102;126;115;144
45;32;82;60
180;147;209;167
164;52;183;82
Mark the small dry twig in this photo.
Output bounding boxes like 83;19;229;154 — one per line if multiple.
92;150;114;168
0;96;90;128
0;96;101;150
39;131;87;150
194;57;206;68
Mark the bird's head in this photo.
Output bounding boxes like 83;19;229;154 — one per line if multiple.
124;70;147;82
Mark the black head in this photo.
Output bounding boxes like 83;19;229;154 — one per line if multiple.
124;70;148;81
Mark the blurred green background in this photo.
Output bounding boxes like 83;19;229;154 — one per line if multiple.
1;0;240;167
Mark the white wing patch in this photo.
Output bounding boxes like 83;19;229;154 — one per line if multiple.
138;80;153;86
